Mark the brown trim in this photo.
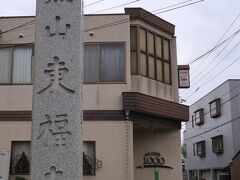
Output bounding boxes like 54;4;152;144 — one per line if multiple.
0;111;31;121
178;65;190;70
132;112;181;130
84;110;126;121
125;8;175;36
0;110;181;130
0;16;35;19
122;92;189;122
0;110;126;121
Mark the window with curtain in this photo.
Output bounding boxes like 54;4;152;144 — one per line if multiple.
10;141;31;175
0;45;33;84
84;43;125;83
83;141;96;176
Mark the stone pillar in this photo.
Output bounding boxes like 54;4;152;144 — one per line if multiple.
32;0;83;179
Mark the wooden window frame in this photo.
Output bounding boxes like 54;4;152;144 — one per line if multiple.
209;98;221;118
130;26;138;75
194;109;204;125
212;135;224;154
196;140;206;157
84;42;126;84
0;44;33;85
130;25;172;85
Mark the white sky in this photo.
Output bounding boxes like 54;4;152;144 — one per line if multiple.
0;0;240;105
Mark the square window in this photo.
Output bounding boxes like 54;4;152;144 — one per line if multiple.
10;141;31;175
212;135;224;154
0;45;33;84
84;43;125;83
209;98;221;118
194;109;204;125
83;141;96;176
196;141;206;157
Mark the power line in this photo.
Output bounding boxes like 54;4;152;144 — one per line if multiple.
84;0;205;32
182;99;240;142
84;0;104;8
181;14;240;98
193;40;240;86
188;29;240;65
190;31;240;85
184;113;240;142
190;13;240;78
181;82;240;128
183;37;240;99
87;0;140;14
0;0;204;35
184;55;240;101
0;19;35;35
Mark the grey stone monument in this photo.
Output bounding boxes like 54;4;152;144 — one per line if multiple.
32;0;83;179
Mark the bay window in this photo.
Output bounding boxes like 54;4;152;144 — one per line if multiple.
130;26;171;84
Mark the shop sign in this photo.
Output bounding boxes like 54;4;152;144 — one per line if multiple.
178;65;190;88
137;152;173;169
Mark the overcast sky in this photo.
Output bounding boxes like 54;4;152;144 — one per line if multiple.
0;0;240;105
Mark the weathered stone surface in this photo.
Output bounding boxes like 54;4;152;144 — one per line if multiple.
32;0;83;179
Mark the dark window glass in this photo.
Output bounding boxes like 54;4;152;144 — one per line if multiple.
10;141;31;175
212;135;224;153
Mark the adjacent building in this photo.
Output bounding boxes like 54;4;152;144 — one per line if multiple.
184;79;240;180
0;8;188;180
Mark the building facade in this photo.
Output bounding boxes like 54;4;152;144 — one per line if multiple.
184;79;240;180
0;8;188;180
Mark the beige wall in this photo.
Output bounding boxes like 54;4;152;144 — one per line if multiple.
0;120;134;180
0;15;131;111
0;17;35;44
133;129;182;180
83;15;131;110
0;85;33;111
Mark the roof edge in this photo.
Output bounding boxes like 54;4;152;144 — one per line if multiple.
125;7;175;36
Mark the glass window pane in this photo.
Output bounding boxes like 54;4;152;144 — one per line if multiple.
84;45;98;83
148;32;154;55
164;62;170;84
0;47;12;83
148;56;155;79
140;53;147;76
83;141;95;175
131;51;137;75
99;43;125;82
12;46;32;84
130;26;137;50
10;141;31;175
156;36;162;58
156;60;163;81
140;28;146;51
163;39;170;61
